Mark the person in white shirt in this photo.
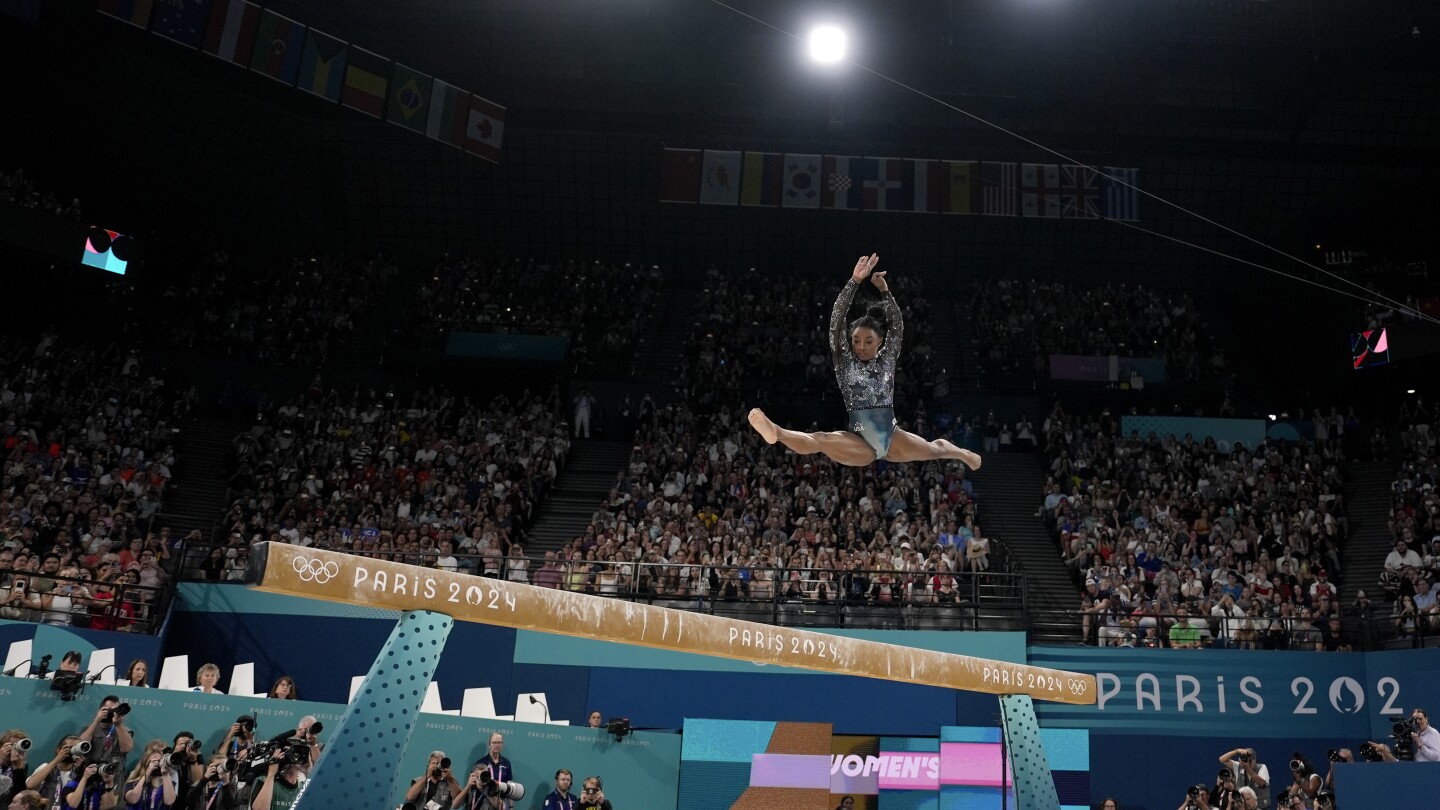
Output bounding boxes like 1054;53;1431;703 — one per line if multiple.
1385;540;1423;571
1411;708;1440;762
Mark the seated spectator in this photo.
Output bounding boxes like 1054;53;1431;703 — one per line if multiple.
192;664;224;695
267;677;298;701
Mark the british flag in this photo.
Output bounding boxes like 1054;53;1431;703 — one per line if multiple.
1060;165;1101;219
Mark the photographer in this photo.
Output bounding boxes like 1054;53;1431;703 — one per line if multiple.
542;769;577;810
1218;747;1270;808
464;735;512;810
122;752;176;810
165;735;203;807
186;755;238;810
25;735;84;803
1285;753;1321;803
577;776;611;810
62;762;118;810
247;746;303;810
214;721;254;763
405;752;458;810
1;730;31;804
1410;708;1440;761
77;699;133;771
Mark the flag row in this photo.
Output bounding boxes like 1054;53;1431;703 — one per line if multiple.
660;149;1140;220
97;0;505;162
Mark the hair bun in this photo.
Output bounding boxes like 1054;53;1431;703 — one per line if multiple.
865;305;887;321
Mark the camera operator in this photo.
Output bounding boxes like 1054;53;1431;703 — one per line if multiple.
1218;747;1270;808
122;752;176;810
186;754;238;810
541;769;577;810
405;752;459;810
214;721;254;764
1209;770;1241;810
577;776;611;810
1;730;31;804
1409;708;1440;761
77;699;133;772
266;717;321;772
62;761;118;810
247;746;303;810
26;735;85;806
165;734;204;807
462;735;512;810
1284;753;1321;804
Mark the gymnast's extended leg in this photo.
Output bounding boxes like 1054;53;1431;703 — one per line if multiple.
883;428;983;469
748;408;876;467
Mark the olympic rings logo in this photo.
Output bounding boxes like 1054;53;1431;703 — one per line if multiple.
292;556;340;584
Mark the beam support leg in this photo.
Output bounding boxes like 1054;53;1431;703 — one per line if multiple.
999;694;1060;810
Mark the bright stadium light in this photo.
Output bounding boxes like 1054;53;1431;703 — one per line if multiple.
808;25;848;64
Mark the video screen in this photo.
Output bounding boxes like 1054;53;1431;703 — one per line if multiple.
82;227;135;275
1351;328;1389;369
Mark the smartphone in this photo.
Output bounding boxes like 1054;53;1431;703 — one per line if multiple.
12;580;25;594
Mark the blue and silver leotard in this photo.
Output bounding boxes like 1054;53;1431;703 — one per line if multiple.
829;278;904;458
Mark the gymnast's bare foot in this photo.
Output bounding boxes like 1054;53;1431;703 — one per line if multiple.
748;408;779;445
938;439;982;470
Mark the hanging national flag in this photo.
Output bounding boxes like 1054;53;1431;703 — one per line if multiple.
295;29;347;102
946;160;979;214
821;155;862;210
465;94;506;162
659;149;702;203
201;0;259;65
341;46;389;118
739;152;783;207
1102;167;1140;221
249;9;305;84
781;154;821;209
980;161;1018;217
699;150;742;206
860;158;909;212
97;0;154;28
149;0;210;48
1060;165;1101;219
1020;163;1062;218
426;79;468;148
388;64;433;133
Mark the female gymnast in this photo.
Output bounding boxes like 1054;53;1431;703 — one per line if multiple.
748;253;983;470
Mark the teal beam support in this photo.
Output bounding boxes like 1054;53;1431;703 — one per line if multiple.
999;694;1061;810
296;610;454;809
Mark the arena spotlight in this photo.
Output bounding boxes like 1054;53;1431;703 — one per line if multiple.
808;25;847;64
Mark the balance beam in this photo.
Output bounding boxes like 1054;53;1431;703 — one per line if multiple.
245;542;1095;704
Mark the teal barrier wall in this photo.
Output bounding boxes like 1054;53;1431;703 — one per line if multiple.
0;676;682;809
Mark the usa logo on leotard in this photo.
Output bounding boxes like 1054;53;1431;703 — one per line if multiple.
292;556;340;584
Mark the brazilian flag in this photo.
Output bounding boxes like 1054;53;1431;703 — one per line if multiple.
387;63;432;134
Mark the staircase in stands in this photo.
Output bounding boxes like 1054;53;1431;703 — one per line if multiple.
1338;459;1398;604
153;416;242;556
524;440;633;555
970;452;1080;645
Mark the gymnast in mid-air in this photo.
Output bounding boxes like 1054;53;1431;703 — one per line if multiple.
749;253;983;470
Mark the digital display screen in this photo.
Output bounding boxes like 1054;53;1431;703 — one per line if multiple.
1351;327;1389;369
81;226;134;275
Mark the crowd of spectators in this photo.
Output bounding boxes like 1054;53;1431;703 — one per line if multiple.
0;333;195;633
0;167;83;219
155;251;397;365
206;385;569;579
971;278;1220;383
552;400;993;609
681;267;936;413
1382;397;1440;637
1038;402;1357;650
413;257;662;376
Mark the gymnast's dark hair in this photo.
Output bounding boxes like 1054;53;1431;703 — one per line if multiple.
849;304;889;342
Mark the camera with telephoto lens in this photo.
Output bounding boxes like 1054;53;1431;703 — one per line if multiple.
102;703;131;723
1187;783;1205;799
1327;748;1344;763
476;769;525;800
236;716;255;734
431;756;451;780
98;762;119;778
13;738;31;752
64;741;91;763
241;737;311;779
1358;742;1383;762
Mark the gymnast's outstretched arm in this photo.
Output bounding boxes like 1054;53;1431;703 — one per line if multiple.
870;267;902;358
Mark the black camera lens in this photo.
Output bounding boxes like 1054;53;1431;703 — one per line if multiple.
114;703;130;717
308;722;323;735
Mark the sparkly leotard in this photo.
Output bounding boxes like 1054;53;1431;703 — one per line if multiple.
830;279;903;457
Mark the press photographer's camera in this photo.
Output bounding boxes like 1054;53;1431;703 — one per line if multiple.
1327;748;1344;763
476;769;525;800
431;756;451;780
102;703;131;723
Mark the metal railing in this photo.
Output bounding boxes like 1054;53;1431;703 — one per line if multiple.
177;546;1026;631
1030;608;1437;652
0;570;166;635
